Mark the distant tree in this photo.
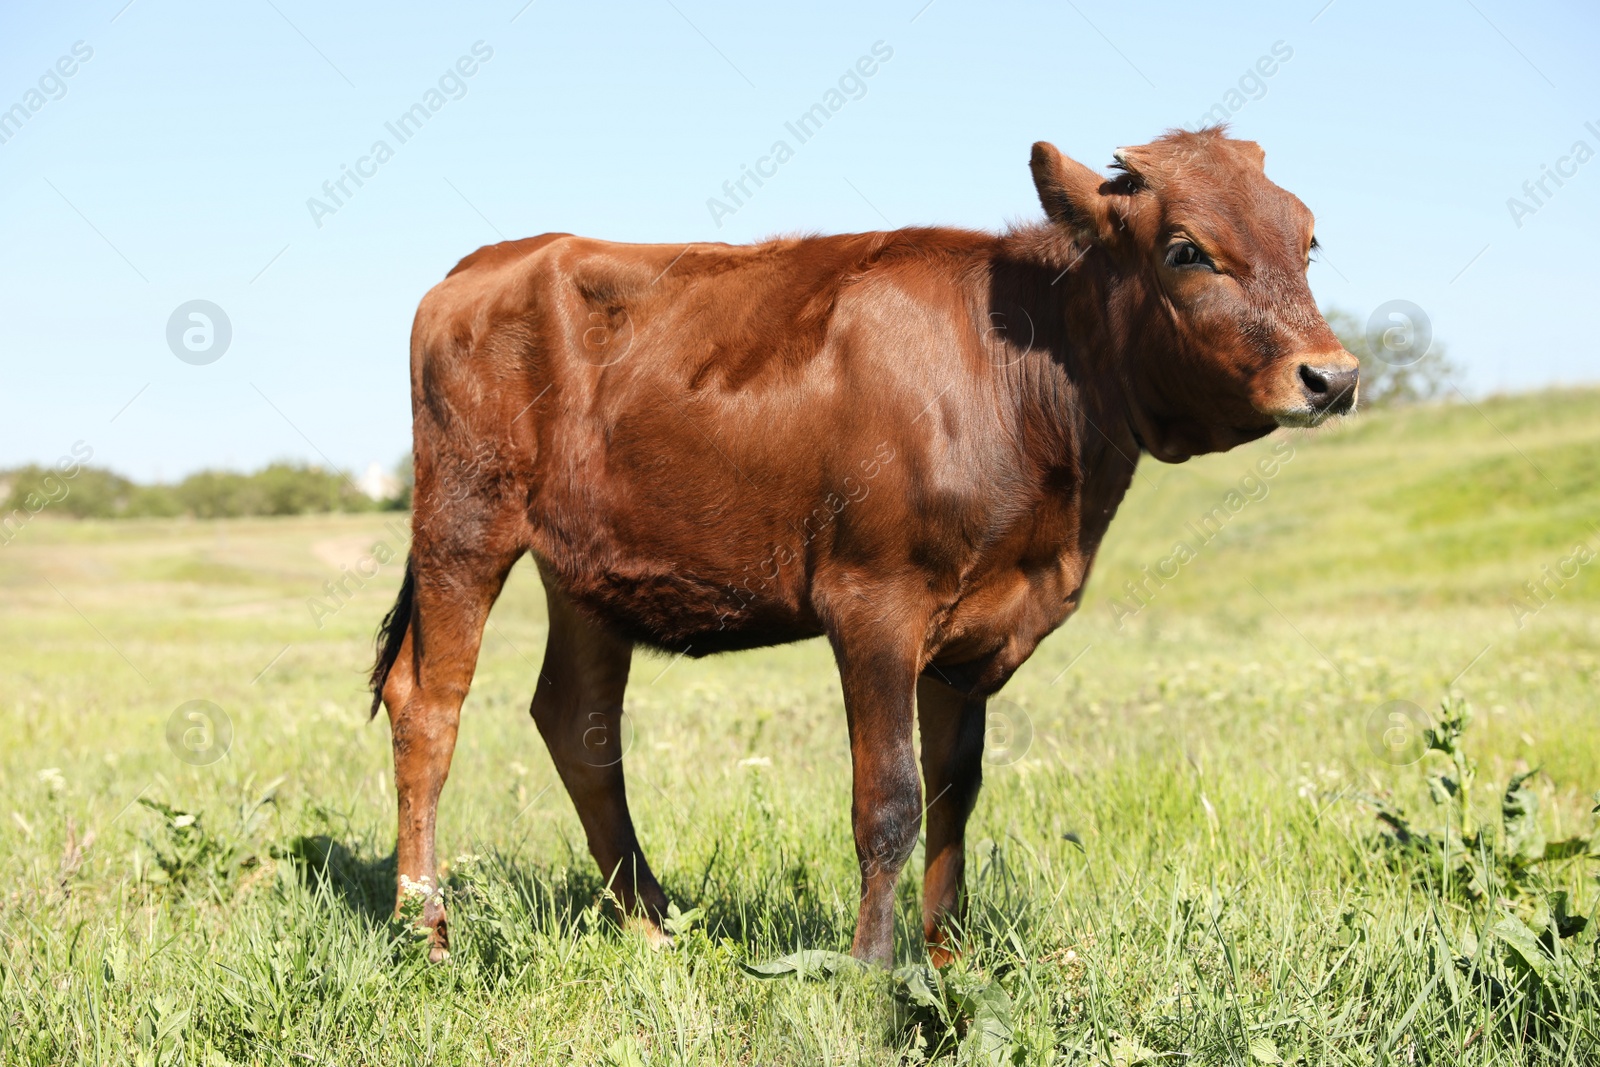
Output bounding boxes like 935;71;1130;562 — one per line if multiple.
387;453;414;512
124;484;183;518
253;462;365;515
0;465;138;518
62;467;145;517
168;464;370;517
2;462;376;521
1323;306;1460;408
174;470;257;519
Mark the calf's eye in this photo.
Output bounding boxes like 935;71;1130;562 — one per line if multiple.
1165;240;1214;272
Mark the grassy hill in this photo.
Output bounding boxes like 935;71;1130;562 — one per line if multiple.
1;389;1597;1064
1096;385;1600;613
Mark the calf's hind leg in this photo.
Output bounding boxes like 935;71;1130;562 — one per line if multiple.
530;573;669;936
380;544;520;962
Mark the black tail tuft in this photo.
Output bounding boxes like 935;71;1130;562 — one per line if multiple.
369;554;416;718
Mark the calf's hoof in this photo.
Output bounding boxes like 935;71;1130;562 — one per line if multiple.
849;934;896;969
397;876;451;962
624;913;674;950
927;939;962;969
425;917;450;963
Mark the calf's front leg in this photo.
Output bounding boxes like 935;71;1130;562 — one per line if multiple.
831;632;924;966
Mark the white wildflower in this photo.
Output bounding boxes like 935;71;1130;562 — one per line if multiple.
399;873;438;900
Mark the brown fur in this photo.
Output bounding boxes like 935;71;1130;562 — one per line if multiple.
371;128;1357;965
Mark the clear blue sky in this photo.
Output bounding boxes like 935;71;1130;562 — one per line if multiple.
2;0;1595;481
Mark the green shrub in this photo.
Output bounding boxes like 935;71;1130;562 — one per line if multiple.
0;461;395;520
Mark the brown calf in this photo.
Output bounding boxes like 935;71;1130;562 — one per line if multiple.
371;127;1357;965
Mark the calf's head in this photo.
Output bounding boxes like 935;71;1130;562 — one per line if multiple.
1030;128;1357;461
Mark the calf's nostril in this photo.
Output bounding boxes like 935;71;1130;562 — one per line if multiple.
1298;364;1329;395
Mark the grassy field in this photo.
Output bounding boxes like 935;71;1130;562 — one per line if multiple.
3;388;1599;1065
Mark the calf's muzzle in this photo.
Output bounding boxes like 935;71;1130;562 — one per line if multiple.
1296;362;1359;416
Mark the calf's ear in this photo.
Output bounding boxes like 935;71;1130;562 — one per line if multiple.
1030;142;1110;238
1231;139;1266;170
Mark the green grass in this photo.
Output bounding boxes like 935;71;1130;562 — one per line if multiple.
3;389;1599;1065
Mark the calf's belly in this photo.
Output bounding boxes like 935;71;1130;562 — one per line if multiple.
529;521;827;656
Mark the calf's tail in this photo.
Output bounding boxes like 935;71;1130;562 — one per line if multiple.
369;554;416;719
